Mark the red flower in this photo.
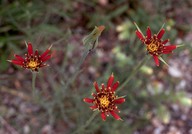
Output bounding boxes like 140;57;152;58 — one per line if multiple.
8;42;52;72
84;74;125;121
135;26;177;66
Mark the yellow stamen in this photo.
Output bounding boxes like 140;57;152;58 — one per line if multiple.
99;96;110;107
147;43;158;52
28;60;38;69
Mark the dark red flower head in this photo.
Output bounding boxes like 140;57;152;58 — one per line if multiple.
135;26;177;66
8;42;52;72
84;74;125;121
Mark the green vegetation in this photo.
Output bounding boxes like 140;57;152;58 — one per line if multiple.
0;0;191;134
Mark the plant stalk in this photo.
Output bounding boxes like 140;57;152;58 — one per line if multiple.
117;56;149;92
32;72;37;100
72;111;99;134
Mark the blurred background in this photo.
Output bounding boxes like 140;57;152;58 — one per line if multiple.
0;0;191;134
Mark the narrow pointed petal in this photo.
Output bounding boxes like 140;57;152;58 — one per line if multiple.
107;74;114;88
135;30;144;41
157;29;165;39
162;51;172;54
146;27;151;39
112;81;119;91
162;39;169;44
101;83;105;91
41;49;50;59
93;82;100;92
27;42;33;55
114;98;125;104
110;111;122;120
101;112;106;121
14;54;24;62
163;45;176;51
11;60;23;66
89;105;97;110
83;98;94;103
35;50;39;56
153;55;159;66
41;54;51;62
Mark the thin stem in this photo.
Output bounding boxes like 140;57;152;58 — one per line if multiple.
117;56;149;92
76;46;90;70
32;72;37;100
72;111;99;134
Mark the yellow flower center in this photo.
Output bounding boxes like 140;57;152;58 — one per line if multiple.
147;43;158;52
99;96;110;107
28;60;39;69
145;36;165;56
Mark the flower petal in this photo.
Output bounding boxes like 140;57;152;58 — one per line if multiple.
11;60;23;66
162;51;172;54
14;54;24;62
157;29;165;40
135;30;144;41
114;98;125;104
83;98;94;103
153;55;159;66
146;27;151;39
163;45;176;51
41;54;51;62
110;111;122;120
27;42;33;55
41;49;50;59
93;82;100;92
101;112;106;121
34;50;39;56
107;74;114;88
162;39;169;44
112;81;119;92
101;83;105;91
89;105;97;110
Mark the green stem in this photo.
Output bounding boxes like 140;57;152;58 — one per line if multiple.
72;111;99;134
76;47;90;70
117;56;149;92
32;72;37;100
